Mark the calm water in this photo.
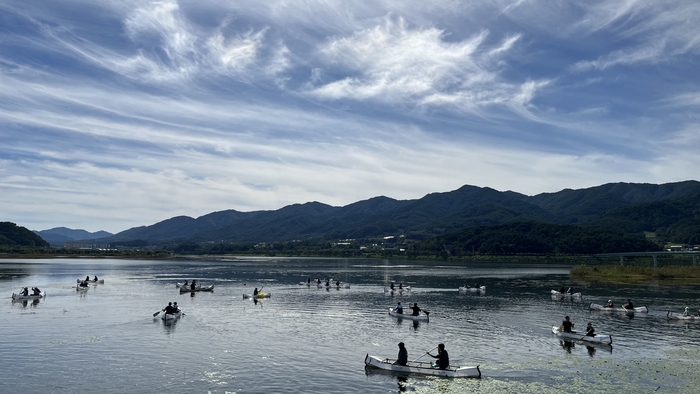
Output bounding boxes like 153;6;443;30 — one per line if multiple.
1;257;699;393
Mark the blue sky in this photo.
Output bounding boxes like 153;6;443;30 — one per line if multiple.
1;1;699;233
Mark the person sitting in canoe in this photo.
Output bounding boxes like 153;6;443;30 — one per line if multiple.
623;299;634;310
85;276;90;282
325;280;330;286
390;282;395;290
253;288;259;296
607;300;615;308
190;280;196;291
336;280;340;286
20;287;29;296
398;283;403;289
683;307;690;316
559;286;566;293
93;275;98;281
428;344;449;370
394;342;408;366
475;283;481;289
567;287;574;294
585;322;595;337
32;286;42;296
395;302;403;314
561;316;574;333
172;302;180;313
183;280;188;287
79;280;89;287
410;303;422;316
163;302;174;315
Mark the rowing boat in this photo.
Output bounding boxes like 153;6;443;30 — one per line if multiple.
667;311;700;321
384;286;411;292
77;279;104;284
364;354;481;378
179;285;214;293
589;302;647;314
388;308;428;321
243;292;271;299
551;326;612;345
11;292;46;300
161;311;183;321
551;290;581;297
459;286;486;292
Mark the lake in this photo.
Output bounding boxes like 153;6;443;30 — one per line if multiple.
1;257;699;393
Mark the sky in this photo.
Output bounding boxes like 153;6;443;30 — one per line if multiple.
1;0;699;234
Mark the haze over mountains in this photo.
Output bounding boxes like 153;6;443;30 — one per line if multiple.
29;180;698;247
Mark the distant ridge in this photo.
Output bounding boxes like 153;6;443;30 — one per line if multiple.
88;180;700;245
1;222;50;247
34;227;113;247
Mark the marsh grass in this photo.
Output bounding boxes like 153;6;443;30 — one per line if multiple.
571;264;700;282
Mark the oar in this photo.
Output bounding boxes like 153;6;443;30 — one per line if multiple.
153;310;162;317
411;346;439;363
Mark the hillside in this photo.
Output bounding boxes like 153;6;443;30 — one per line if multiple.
34;227;113;247
1;222;50;247
87;180;700;247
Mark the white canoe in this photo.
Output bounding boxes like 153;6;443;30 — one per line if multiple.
179;285;214;293
161;311;183;321
667;311;700;321
589;302;647;314
76;285;89;291
551;326;613;345
459;286;486;292
243;292;271;299
384;286;411;292
388;308;429;321
551;290;581;297
12;291;46;300
364;354;481;378
77;279;104;284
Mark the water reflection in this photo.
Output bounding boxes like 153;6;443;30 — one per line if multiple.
559;339;575;353
11;298;41;308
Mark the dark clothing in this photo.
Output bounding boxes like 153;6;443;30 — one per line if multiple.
585;327;595;337
435;350;449;370
396;348;408;366
396;305;403;314
21;289;29;296
163;305;174;314
562;320;574;333
411;305;421;316
190;282;196;290
624;302;634;309
33;288;41;295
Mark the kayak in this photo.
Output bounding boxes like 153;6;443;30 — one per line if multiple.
388;308;429;321
179;285;214;293
589;302;647;314
667;311;700;321
459;286;486;292
551;290;581;297
384;286;411;292
243;292;271;299
161;311;183;321
551;326;613;345
364;354;481;378
77;279;104;284
12;292;46;300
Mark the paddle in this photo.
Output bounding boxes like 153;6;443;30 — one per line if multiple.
153;310;161;317
411;346;439;363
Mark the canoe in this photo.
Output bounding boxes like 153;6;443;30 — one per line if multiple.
384;286;411;292
243;292;271;299
388;308;429;321
459;286;486;292
11;292;46;300
551;290;581;297
77;279;104;284
179;285;214;293
324;283;350;289
76;285;90;291
589;302;647;314
551;326;612;345
161;311;183;321
667;311;700;321
364;354;481;378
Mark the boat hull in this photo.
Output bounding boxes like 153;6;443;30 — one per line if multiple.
243;292;271;299
12;292;46;300
388;308;428;321
179;285;214;293
364;354;480;378
459;286;486;292
551;290;581;297
667;311;700;320
589;302;647;314
551;326;612;344
77;279;104;284
161;311;183;321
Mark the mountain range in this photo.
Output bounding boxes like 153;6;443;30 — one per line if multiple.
34;227;113;247
75;180;700;247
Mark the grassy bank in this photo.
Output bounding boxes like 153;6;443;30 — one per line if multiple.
571;264;700;282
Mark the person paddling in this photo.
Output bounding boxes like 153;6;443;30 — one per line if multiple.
410;303;422;316
395;302;403;314
607;299;615;308
32;286;42;296
21;287;29;296
394;342;408;366
190;280;196;291
253;287;259;296
561;316;574;333
623;299;634;310
428;344;449;370
163;302;174;315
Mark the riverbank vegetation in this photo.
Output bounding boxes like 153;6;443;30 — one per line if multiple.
571;264;700;281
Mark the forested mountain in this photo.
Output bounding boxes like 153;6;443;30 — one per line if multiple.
1;222;50;247
93;180;700;246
